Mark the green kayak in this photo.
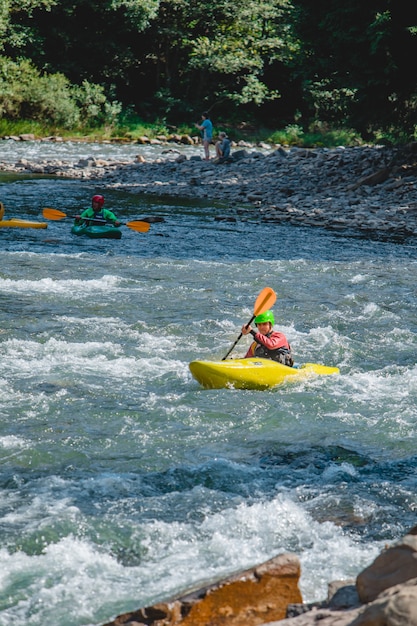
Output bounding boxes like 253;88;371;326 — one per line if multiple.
71;222;122;239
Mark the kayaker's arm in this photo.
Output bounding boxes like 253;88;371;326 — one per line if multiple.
242;323;283;346
242;324;289;349
74;208;93;224
102;208;121;226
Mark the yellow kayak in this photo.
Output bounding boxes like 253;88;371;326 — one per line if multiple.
189;358;340;390
0;218;47;229
0;202;46;228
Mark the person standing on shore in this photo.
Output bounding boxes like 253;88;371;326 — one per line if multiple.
195;112;213;161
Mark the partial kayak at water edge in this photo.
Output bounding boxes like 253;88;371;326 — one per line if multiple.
0;218;47;229
0;200;47;228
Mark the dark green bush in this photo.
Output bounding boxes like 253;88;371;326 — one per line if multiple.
0;57;121;128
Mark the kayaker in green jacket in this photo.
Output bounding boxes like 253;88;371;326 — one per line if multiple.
74;195;121;226
241;310;294;366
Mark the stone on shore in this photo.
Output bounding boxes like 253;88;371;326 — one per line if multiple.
356;527;417;603
268;527;417;626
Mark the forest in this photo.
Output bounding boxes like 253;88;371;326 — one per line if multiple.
0;0;416;142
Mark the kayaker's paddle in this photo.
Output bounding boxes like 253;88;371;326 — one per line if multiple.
222;286;277;360
42;208;151;233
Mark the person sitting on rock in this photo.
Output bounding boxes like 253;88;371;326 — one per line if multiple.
75;195;121;226
215;132;231;163
241;310;294;366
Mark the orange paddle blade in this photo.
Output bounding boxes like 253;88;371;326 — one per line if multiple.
125;220;151;233
221;287;277;360
253;287;276;316
43;208;67;220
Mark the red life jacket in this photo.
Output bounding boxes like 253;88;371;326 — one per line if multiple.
247;331;293;366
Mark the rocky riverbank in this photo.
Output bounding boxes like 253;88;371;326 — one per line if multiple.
2;137;417;240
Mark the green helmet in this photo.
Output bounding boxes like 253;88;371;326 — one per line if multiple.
254;310;275;326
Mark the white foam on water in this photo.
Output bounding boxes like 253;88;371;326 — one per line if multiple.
143;492;382;604
0;435;28;449
0;336;186;381
0;487;382;626
0;539;133;626
0;275;125;296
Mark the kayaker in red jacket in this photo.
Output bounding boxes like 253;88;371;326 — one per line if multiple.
241;310;294;366
75;195;121;226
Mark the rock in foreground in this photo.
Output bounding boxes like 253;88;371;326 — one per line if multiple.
102;527;417;626
102;553;302;626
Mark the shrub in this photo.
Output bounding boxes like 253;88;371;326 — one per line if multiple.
0;56;121;129
0;57;80;127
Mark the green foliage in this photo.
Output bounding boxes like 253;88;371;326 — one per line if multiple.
268;123;362;147
268;123;303;145
73;81;122;128
304;79;358;122
109;0;159;22
1;0;59;52
152;88;193;118
1;0;160;102
0;57;78;126
9;0;58;12
0;2;8;45
113;110;174;139
292;1;417;136
0;117;53;137
0;0;416;140
147;0;297;110
372;127;413;146
230;75;279;105
303;126;362;148
0;57;121;128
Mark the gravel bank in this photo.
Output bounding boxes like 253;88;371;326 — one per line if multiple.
3;141;417;239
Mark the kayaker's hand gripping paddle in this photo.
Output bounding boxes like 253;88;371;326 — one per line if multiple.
42;208;151;232
221;287;277;360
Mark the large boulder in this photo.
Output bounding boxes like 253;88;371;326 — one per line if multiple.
264;580;417;626
356;530;417;603
352;579;417;626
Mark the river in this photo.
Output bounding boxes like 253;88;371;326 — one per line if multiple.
0;142;416;626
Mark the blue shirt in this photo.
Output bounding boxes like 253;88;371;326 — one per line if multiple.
220;137;231;158
201;118;213;140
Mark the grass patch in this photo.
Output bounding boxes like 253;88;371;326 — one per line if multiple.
267;124;363;147
0;116;369;148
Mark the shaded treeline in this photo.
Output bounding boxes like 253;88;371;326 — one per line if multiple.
0;0;416;137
